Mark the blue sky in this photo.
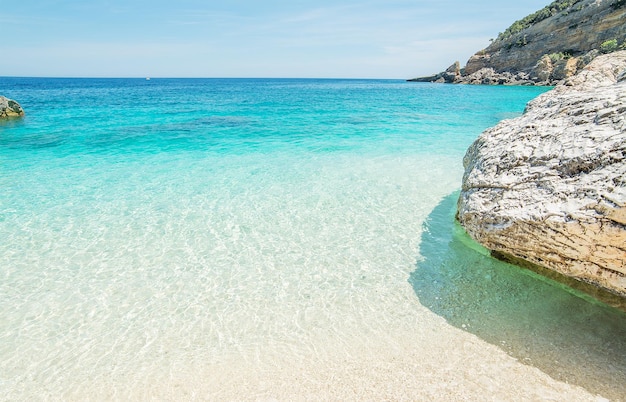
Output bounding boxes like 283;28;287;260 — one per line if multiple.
3;1;550;78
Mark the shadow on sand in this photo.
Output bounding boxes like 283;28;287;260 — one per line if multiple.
409;192;626;400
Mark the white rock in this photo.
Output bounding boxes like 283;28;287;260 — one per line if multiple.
458;51;626;298
0;96;25;119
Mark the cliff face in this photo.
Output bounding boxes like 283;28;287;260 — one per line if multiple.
411;0;626;85
457;51;626;304
466;0;626;76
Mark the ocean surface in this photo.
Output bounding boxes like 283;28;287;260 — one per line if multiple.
1;78;625;400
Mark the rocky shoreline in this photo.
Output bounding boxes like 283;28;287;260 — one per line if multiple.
407;50;601;86
457;51;626;307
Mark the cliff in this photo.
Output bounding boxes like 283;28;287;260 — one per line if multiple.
457;51;626;306
410;0;626;85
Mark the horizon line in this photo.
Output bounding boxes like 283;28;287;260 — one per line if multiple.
0;75;409;81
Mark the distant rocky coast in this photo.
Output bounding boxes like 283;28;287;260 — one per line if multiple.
409;0;626;85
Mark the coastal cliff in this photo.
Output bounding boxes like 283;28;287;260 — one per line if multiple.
457;51;626;302
0;96;25;119
410;0;626;85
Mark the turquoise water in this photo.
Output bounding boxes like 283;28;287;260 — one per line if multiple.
1;78;625;399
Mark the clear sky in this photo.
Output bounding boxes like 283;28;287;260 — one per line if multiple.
2;0;551;79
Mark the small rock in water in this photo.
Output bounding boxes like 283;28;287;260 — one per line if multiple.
0;96;25;119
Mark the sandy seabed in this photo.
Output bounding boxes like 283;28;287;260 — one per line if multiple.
3;156;624;401
59;309;607;401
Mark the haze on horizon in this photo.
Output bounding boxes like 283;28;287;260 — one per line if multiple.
3;0;550;79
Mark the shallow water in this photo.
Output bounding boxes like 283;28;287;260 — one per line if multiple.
411;193;626;400
1;78;624;399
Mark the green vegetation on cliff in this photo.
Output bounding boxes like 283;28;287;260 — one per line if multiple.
601;39;620;53
600;38;626;53
497;0;626;43
411;0;626;84
497;0;585;42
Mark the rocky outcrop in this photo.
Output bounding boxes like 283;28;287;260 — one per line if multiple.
407;61;462;84
410;0;626;85
459;68;534;86
465;0;626;78
0;96;25;119
408;63;536;85
457;51;626;300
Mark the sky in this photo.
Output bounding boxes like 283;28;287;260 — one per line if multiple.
2;0;551;79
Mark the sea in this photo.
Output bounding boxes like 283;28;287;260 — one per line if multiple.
1;77;625;400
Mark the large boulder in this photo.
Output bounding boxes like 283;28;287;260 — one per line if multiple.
457;51;626;299
0;96;25;119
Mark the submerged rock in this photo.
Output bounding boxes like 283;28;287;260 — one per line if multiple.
0;96;25;119
457;51;626;300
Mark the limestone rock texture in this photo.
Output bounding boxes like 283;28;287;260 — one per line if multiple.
457;51;626;299
0;96;25;119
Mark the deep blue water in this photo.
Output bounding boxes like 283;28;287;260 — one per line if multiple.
0;78;544;157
